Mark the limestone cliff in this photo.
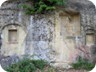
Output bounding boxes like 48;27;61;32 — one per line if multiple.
0;0;96;68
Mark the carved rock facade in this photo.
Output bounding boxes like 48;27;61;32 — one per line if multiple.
0;0;96;68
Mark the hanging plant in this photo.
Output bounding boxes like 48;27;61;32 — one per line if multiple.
21;0;67;14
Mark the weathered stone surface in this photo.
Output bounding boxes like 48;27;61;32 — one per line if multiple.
0;0;96;68
91;45;96;63
0;54;19;69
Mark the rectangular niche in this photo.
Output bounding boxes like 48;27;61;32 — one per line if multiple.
86;34;94;46
8;29;18;43
59;13;80;37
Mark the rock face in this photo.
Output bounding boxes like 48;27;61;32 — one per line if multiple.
91;45;96;63
0;0;96;68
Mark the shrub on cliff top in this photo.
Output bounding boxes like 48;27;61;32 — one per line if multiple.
21;0;67;14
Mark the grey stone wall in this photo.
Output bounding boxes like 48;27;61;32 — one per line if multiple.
0;0;96;68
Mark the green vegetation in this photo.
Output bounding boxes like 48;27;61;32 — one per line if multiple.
71;56;95;71
6;58;56;72
6;59;49;72
21;0;67;14
6;57;95;72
